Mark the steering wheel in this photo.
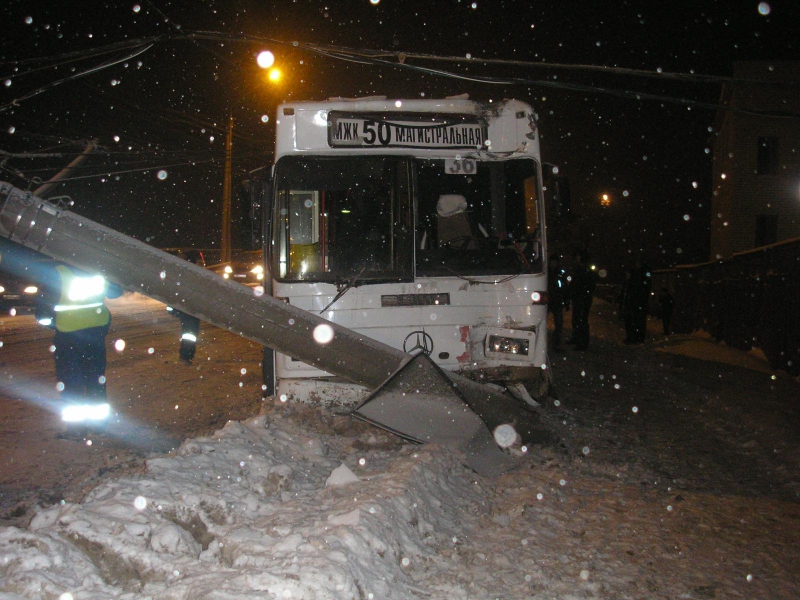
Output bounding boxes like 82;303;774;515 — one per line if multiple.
442;236;487;250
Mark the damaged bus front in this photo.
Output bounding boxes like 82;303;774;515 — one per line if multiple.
262;97;552;404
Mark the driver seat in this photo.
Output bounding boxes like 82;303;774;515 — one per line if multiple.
437;194;472;247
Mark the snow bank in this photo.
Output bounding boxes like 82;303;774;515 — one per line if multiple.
0;407;491;599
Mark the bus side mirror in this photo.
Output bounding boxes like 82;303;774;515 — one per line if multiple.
238;177;272;251
542;164;571;221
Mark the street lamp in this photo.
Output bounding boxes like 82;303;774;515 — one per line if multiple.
256;50;282;84
257;51;275;69
600;193;611;207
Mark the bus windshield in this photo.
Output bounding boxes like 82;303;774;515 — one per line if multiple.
414;157;542;277
272;156;413;283
271;155;542;283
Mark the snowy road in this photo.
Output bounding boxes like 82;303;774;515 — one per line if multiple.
1;293;798;599
0;292;263;525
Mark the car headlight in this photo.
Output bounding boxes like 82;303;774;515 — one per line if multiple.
224;265;233;274
24;285;38;294
0;286;5;294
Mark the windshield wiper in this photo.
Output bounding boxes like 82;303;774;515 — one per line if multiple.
320;266;366;313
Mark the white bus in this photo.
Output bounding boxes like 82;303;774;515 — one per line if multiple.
262;96;553;404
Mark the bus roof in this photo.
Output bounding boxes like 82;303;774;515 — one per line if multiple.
277;96;534;116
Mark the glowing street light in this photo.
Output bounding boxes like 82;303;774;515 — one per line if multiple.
600;193;611;207
255;50;282;85
257;51;275;69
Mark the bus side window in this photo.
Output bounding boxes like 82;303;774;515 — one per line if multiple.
524;176;539;234
288;191;321;276
523;176;543;268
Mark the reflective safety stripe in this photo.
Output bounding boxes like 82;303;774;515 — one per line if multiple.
181;333;198;342
54;302;103;311
61;402;111;423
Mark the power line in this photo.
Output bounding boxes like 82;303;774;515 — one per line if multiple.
73;80;266;148
298;44;800;119
0;43;154;113
293;41;799;87
4;30;798;121
24;151;269;183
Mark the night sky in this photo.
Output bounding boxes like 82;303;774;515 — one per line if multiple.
1;0;797;280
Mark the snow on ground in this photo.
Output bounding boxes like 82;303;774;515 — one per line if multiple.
1;296;799;599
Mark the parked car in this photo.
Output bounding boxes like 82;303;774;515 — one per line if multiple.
212;260;264;284
210;251;263;285
0;271;39;313
0;238;45;314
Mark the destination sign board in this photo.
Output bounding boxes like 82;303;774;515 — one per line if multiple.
327;112;487;149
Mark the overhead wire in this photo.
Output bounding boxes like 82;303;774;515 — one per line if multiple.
0;36;164;67
3;31;797;120
3;31;793;91
43;151;269;182
74;81;265;148
0;43;154;113
298;44;800;120
1;42;149;81
4;29;799;182
291;41;799;87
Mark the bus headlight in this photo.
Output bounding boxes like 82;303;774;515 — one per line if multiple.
484;326;536;361
488;335;529;356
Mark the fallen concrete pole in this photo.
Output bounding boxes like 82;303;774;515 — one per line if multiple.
0;183;555;475
0;182;405;385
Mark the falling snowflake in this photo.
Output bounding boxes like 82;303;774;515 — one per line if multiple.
313;324;334;344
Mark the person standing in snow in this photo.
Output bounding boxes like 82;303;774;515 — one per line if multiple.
168;307;200;365
658;287;674;335
622;258;652;344
568;248;595;351
35;261;122;434
547;254;570;351
167;250;202;365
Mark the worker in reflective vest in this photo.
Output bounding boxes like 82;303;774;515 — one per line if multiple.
36;262;122;427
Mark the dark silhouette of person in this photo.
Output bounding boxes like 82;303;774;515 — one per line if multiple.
658;288;674;335
569;248;596;351
622;258;652;344
547;254;570;351
167;251;202;365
